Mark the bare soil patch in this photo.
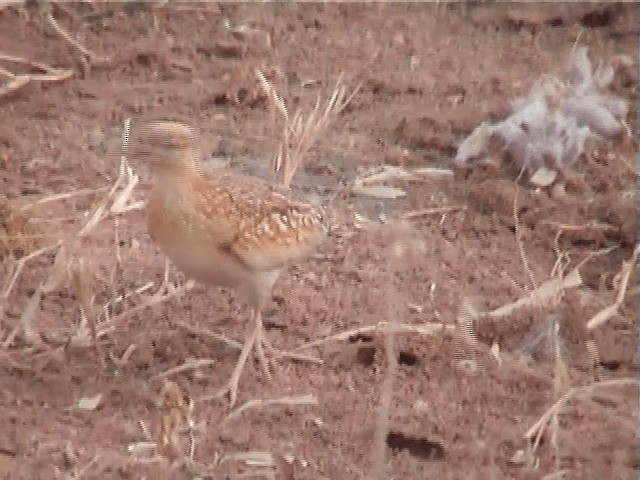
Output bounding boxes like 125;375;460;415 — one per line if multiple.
0;3;637;479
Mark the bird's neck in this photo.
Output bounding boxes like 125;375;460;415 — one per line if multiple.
154;159;205;191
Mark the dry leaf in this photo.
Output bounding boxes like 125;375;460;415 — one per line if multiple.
508;449;527;466
530;166;558;187
352;184;406;199
457;359;479;375
412;400;430;413
355;165;410;183
77;393;103;411
586;303;620;331
127;441;157;457
412;167;454;177
491;342;502;367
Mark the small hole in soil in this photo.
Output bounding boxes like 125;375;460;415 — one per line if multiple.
135;53;153;66
570;238;597;248
272;295;285;306
348;334;374;343
356;345;376;366
581;8;613;28
600;360;620;371
547;17;564;27
236;88;248;103
195;46;211;58
398;350;419;367
263;309;285;330
213;95;227;106
136;362;150;372
386;431;445;460
264;321;285;331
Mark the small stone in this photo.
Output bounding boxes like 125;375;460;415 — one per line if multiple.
508;449;527;466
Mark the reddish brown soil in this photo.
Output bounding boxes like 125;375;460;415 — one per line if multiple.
0;3;637;479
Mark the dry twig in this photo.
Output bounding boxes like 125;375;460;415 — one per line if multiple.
224;394;317;422
293;321;453;352
40;2;111;73
402;206;466;220
70;259;106;368
0;52;74;98
587;243;638;330
525;378;636;456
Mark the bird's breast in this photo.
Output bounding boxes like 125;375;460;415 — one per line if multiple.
147;190;251;289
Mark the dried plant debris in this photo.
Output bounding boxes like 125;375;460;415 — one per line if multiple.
454;47;629;175
0;197;36;258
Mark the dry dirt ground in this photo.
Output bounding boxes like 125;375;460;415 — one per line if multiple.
0;2;638;479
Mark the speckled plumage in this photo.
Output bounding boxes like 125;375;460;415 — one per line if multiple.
130;120;328;406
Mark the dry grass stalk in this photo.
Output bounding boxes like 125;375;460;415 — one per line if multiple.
540;219;617;233
401;205;466;220
0;1;25;9
217;451;276;479
0;74;30;97
370;222;421;479
256;70;360;188
525;378;636;456
17;187;111;209
102;279;195;331
173;320;242;350
587;243;638;330
2;281;43;348
127;381;199;466
513;167;538;291
550;230;569;280
41;2;111;73
584;339;602;381
452;297;483;370
224;394;318;422
549;316;569;399
294;321;453;353
41;142;141;295
2;119;147;352
70;259;106;368
0;52;71;78
152;358;217;381
3;242;60;298
490;240;615;319
352;164;453;200
158;380;194;462
542;470;571;480
0;52;74;98
488;266;582;318
371;323;395;480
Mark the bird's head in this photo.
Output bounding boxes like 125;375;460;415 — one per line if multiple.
127;119;200;174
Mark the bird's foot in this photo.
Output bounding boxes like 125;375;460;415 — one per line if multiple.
215;318;277;408
216;315;321;408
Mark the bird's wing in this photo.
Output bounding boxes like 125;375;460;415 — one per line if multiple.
229;200;328;272
188;172;327;271
212;173;328;271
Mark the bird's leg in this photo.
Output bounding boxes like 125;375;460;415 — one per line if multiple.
253;310;275;380
218;314;257;408
153;258;172;297
255;312;322;366
218;308;318;407
253;312;321;365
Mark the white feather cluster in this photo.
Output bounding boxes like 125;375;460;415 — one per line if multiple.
454;47;628;172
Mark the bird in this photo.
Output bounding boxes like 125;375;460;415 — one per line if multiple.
127;119;329;407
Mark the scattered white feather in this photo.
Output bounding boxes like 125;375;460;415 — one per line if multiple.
562;96;621;138
454;47;628;173
454;122;497;165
